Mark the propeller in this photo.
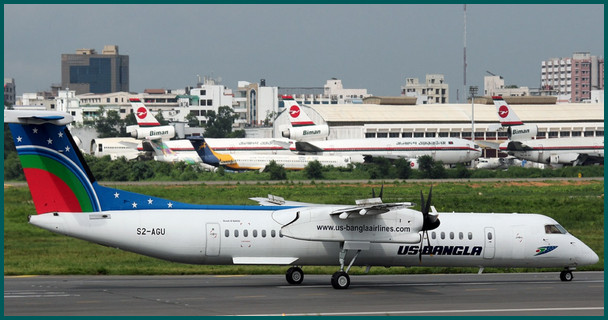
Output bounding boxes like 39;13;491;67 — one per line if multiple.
418;186;440;262
371;183;384;200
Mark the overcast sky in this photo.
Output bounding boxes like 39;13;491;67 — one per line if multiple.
4;4;604;102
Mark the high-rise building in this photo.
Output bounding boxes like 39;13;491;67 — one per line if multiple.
401;74;449;104
540;52;604;103
4;78;16;105
61;45;129;95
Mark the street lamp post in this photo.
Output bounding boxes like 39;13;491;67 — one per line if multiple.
469;86;478;142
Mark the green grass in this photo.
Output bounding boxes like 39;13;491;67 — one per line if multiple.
4;180;604;275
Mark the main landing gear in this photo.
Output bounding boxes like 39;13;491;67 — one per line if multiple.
286;266;304;285
331;247;362;289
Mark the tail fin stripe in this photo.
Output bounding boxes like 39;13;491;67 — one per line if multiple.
17;147;100;213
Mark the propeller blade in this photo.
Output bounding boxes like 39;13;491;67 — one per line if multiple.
418;234;423;262
372;188;376;198
379;183;384;200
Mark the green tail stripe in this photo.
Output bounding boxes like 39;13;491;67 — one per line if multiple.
20;154;95;212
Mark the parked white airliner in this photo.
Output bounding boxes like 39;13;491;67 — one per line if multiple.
294;138;482;164
5;109;598;289
493;96;604;166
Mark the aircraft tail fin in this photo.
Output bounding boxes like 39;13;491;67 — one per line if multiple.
492;96;523;126
283;96;315;127
5;110;199;214
130;98;161;127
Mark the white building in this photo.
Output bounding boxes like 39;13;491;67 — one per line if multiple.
483;76;530;97
323;78;370;103
401;74;449;104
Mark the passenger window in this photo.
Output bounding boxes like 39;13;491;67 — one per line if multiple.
431;232;436;240
243;229;248;237
234;230;239;238
468;232;473;240
253;230;258;238
262;230;267;238
440;232;445;240
271;230;276;238
225;229;229;238
459;232;463;240
449;232;454;240
487;232;493;240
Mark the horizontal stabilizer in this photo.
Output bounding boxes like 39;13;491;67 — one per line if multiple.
4;110;72;125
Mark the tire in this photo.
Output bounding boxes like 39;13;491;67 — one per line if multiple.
286;267;304;285
560;271;573;282
331;271;350;289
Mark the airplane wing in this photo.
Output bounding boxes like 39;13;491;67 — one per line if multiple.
330;198;414;219
506;141;532;151
249;194;329;207
118;141;140;149
295;141;323;153
476;140;501;150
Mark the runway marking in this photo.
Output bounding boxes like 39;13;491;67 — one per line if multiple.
352;291;384;295
237;306;604;316
465;288;496;292
4;291;77;298
235;295;266;299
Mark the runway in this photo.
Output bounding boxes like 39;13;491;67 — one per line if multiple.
4;272;603;316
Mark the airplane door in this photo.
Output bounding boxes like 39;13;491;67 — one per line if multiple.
483;227;495;259
205;223;220;256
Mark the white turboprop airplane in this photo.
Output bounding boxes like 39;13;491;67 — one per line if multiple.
189;136;351;171
492;96;604;166
293;137;482;165
6;109;598;289
280;96;330;141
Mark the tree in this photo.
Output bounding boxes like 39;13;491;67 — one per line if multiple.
155;111;169;126
305;160;324;179
263;160;287;180
394;158;412;179
95;107;123;138
185;113;200;127
204;106;238;138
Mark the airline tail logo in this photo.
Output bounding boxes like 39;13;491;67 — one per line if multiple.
498;105;509;118
289;105;301;118
136;107;148;120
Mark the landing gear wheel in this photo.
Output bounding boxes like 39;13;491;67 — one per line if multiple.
560;270;573;281
286;267;304;285
331;271;350;289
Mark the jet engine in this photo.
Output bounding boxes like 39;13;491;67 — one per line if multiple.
282;125;329;141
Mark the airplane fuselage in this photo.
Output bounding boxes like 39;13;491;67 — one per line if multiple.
29;208;596;269
499;137;604;165
293;138;481;164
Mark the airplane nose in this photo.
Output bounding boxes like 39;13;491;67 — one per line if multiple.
576;244;599;266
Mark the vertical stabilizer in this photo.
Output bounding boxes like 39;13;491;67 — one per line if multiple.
492;96;524;126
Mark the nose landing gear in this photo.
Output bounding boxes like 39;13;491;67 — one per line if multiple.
560;269;573;281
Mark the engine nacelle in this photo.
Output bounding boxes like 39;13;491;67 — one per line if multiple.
508;124;537;140
282;125;329;141
128;125;175;140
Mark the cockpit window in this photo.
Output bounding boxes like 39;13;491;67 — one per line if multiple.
545;224;567;234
